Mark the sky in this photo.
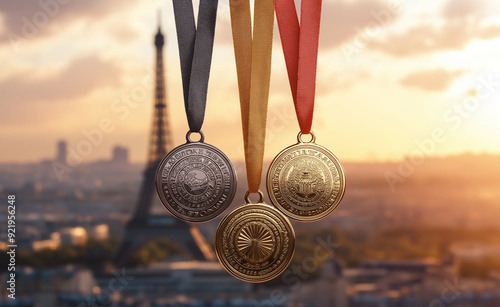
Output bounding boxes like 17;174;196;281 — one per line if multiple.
1;0;500;164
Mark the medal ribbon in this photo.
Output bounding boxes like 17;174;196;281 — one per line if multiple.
230;0;275;193
275;0;322;134
173;0;218;133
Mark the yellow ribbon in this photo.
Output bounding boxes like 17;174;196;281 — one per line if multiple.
230;0;275;194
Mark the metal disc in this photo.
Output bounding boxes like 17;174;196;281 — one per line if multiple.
267;140;345;222
155;142;237;222
215;203;295;283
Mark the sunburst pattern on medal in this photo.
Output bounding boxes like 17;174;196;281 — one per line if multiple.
237;223;274;263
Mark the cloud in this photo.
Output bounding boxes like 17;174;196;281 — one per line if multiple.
319;0;400;49
399;69;464;92
369;0;500;57
108;23;141;44
0;55;123;106
0;0;143;45
370;19;500;57
443;0;489;19
213;0;397;49
372;21;500;57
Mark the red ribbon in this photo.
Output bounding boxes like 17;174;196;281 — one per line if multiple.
275;0;322;135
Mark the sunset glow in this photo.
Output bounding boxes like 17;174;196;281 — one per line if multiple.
1;0;500;163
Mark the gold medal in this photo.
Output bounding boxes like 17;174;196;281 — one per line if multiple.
215;191;295;283
272;1;345;221
221;0;293;283
267;132;345;222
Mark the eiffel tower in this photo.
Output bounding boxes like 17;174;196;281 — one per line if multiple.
113;22;215;267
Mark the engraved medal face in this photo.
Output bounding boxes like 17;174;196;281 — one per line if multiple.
267;138;345;222
155;142;237;222
215;203;295;283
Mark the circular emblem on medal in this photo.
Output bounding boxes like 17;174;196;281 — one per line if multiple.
215;193;295;283
267;132;345;222
155;133;237;222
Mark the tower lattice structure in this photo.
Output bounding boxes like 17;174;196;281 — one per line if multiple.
130;26;171;224
113;24;214;267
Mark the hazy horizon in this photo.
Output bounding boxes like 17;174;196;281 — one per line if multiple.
1;146;499;165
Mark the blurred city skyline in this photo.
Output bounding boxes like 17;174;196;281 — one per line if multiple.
1;0;500;164
3;1;500;306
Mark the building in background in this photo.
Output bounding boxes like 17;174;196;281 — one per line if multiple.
61;227;87;246
56;140;67;164
32;232;61;251
88;224;109;240
111;146;128;165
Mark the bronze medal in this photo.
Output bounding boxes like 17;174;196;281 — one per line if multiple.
267;132;345;222
155;132;237;223
215;191;295;283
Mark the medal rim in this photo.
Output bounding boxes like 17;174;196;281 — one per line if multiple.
155;141;237;223
266;141;346;222
214;203;296;283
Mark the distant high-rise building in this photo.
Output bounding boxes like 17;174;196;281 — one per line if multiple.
56;140;67;164
112;146;128;165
